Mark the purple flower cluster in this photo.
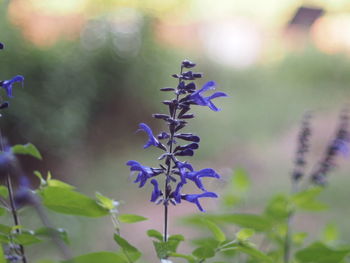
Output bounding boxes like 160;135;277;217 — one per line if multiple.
310;110;349;185
291;110;349;187
127;59;227;212
0;42;24;110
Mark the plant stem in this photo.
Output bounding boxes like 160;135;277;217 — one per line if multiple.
163;67;183;242
6;173;27;263
284;180;298;263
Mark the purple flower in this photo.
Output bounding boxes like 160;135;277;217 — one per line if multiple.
334;139;349;157
182;59;196;68
150;179;163;202
0;43;4;50
173;182;184;203
14;176;35;208
1;75;24;98
0;145;14;167
126;160;160;188
185;168;220;191
189;81;228;111
176;161;193;183
138;123;166;150
182;192;218;212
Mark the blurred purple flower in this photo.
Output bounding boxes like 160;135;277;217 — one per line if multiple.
0;145;14;167
334;139;349;157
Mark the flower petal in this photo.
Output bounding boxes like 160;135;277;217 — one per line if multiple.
1;75;24;98
139;123;159;149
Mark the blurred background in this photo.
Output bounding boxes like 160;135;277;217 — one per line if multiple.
1;0;350;262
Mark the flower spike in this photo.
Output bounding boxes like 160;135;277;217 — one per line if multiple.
126;59;225;221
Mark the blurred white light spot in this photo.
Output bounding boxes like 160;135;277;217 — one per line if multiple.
200;19;262;68
312;14;350;54
110;8;143;58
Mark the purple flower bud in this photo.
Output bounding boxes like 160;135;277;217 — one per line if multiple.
179;114;194;119
185;82;196;91
0;102;9;109
153;114;170;120
192;73;203;78
0;43;4;49
181;59;196;68
174;149;194;157
174;143;199;152
158;132;170;140
160;87;175;92
174;133;200;143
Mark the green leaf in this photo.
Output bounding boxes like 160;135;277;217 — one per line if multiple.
292;187;328;211
168;234;185;242
222;194;241;207
95;192;118;211
209;214;272;232
236;228;255;242
322;223;339;244
35;227;69;244
114;233;141;261
0;224;11;234
153;241;169;259
0;208;5;217
236;243;272;262
39;187;109;217
192;237;221;249
264;194;291;221
192;246;216;259
293;232;308;246
152;239;183;259
0;234;9;243
61;252;127;263
13;232;42;245
147;229;163;241
169;253;196;263
232;168;250;193
0;186;8;199
201;219;226;242
296;242;350;263
12;143;42;160
0;245;6;263
34;171;47;186
48;179;75;190
119;214;147;223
